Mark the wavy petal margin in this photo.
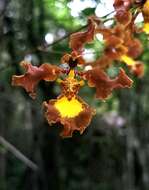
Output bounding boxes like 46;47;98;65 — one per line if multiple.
130;61;144;78
43;96;96;138
113;0;132;26
84;67;133;100
12;61;62;98
69;17;96;53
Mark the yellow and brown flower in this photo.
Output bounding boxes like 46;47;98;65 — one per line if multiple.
42;68;95;137
43;95;95;138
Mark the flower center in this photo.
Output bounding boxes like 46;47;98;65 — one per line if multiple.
54;96;83;118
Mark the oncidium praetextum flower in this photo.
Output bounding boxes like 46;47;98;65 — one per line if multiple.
12;50;132;137
43;66;96;137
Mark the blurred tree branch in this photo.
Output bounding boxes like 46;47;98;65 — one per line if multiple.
0;136;39;171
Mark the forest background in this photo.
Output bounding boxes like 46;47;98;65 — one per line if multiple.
0;0;149;190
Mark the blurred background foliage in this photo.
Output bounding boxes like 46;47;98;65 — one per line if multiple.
0;0;149;190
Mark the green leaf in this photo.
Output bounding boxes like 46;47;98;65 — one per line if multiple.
82;8;95;16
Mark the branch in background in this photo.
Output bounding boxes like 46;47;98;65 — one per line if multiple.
0;11;115;72
0;136;39;171
37;24;88;51
37;11;115;51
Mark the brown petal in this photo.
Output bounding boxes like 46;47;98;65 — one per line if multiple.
69;17;96;52
105;35;123;47
113;24;125;39
105;45;128;60
12;61;62;98
84;67;133;99
43;96;95;138
113;0;132;11
61;52;85;66
113;0;132;26
86;55;112;69
115;10;132;26
95;28;112;38
130;61;144;78
125;38;143;58
96;24;124;39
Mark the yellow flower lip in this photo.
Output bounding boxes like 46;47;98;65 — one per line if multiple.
143;23;149;34
121;55;135;66
54;96;83;118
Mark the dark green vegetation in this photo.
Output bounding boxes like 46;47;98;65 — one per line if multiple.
0;0;149;190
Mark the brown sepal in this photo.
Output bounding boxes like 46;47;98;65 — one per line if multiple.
86;55;112;69
105;35;123;47
84;67;133;99
115;10;132;26
113;0;132;11
105;45;128;60
61;52;85;66
130;61;144;78
113;0;133;26
12;61;62;98
125;38;143;58
69;17;96;53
